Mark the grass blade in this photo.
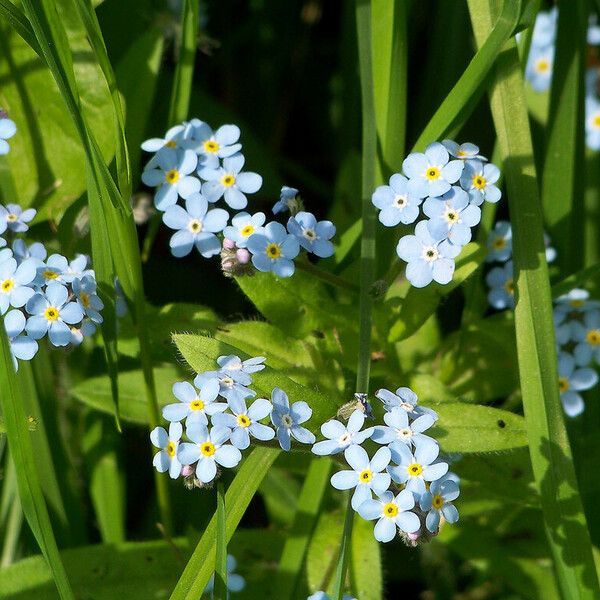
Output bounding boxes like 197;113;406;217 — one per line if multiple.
214;482;228;600
0;0;42;58
468;1;600;596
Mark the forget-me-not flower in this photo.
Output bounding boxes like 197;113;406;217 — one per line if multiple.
330;445;391;510
178;424;242;483
287;211;335;258
557;352;598;417
212;396;274;450
162;194;228;258
25;281;84;347
195;370;255;404
273;186;300;214
371;174;422;226
0;256;36;314
204;554;245;595
216;354;266;379
12;239;47;264
4;309;38;368
486;221;512;262
375;387;438;420
141;122;193;154
388;440;448;494
459;160;501;205
525;44;554;92
357;489;420;542
312;409;374;456
553;288;600;326
162;379;227;426
247;221;300;277
0;113;16;155
441;140;486;162
396;220;461;287
531;7;557;48
0;204;36;233
150;422;183;479
423;186;481;246
420;477;460;533
572;311;600;366
372;406;436;449
188;120;242;168
308;593;356;600
223;211;266;248
486;260;514;310
199;154;262;209
141;148;200;210
72;275;104;323
402;142;464;198
585;97;600;151
270;387;315;451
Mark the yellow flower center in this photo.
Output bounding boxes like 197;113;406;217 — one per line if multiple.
472;175;486;190
43;270;59;280
241;224;254;237
165;140;177;149
593;115;600;128
6;213;17;222
558;377;570;393
383;502;398;517
165;169;180;184
200;442;216;456
190;399;205;411
221;174;236;188
432;494;444;509
359;469;373;483
44;306;60;322
586;330;600;346
203;140;220;153
457;149;466;157
237;414;251;428
407;463;423;477
1;279;13;293
504;277;514;295
425;167;440;181
570;299;585;308
492;237;506;250
445;210;458;223
188;219;203;234
266;243;282;259
166;441;176;457
79;291;90;308
535;58;550;73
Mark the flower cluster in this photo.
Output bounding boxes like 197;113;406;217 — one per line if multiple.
524;8;600;150
0;204;103;369
0;109;16;155
141;120;335;278
311;388;460;544
372;140;501;288
150;355;316;486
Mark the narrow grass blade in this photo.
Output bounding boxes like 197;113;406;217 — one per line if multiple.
168;448;280;600
276;458;332;598
330;494;354;600
0;333;74;599
469;1;600;597
0;0;42;58
350;513;382;600
0;458;23;567
541;0;587;274
214;482;228;600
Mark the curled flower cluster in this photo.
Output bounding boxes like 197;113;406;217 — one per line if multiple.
311;387;460;544
553;289;600;417
373;140;501;288
141;121;335;278
150;355;316;487
0;109;16;155
0;204;103;369
524;8;600;150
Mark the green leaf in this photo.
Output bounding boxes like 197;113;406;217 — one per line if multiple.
350;513;382;600
0;0;42;57
169;448;280;600
306;510;344;595
469;1;600;596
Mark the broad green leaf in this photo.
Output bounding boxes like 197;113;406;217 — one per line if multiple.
350;513;382;600
306;510;345;595
469;1;600;596
387;243;487;342
259;467;300;527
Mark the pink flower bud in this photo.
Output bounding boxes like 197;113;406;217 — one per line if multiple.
222;238;236;250
236;248;250;264
181;465;194;477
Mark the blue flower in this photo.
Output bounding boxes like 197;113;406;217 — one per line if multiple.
273;186;300;214
544;232;557;263
525;44;554;93
423;186;481;246
269;387;315;451
247;221;300;278
372;406;436;448
371;174;422;226
287;211;336;258
25;281;84;347
216;354;266;377
4;309;38;369
0;237;5;248
402;142;464;198
178;424;242;483
69;319;96;346
141;148;200;211
0;256;36;314
162;379;226;426
585;97;600;151
420;476;460;532
0;204;36;233
150;422;183;479
0;114;17;155
459;160;501;205
486;260;514;310
387;441;448;494
396;220;461;287
199;154;262;209
72;275;104;323
223;211;266;248
141;122;194;154
330;445;391;510
312;409;374;456
375;387;438;421
195;370;255;404
572;311;600;366
357;489;420;542
486;221;512;262
589;15;600;45
530;7;557;48
557;352;598;417
212;396;275;450
553;288;600;326
12;239;47;263
162;194;228;258
441;140;486;162
204;554;245;595
187;120;242;168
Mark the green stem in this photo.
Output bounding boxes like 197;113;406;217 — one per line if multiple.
296;260;359;293
214;481;227;600
331;494;355;600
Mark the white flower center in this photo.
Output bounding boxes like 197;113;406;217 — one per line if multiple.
282;414;293;428
221;377;235;388
443;206;461;225
422;246;439;262
394;194;407;208
398;428;413;440
188;219;203;234
302;228;317;241
338;432;352;445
